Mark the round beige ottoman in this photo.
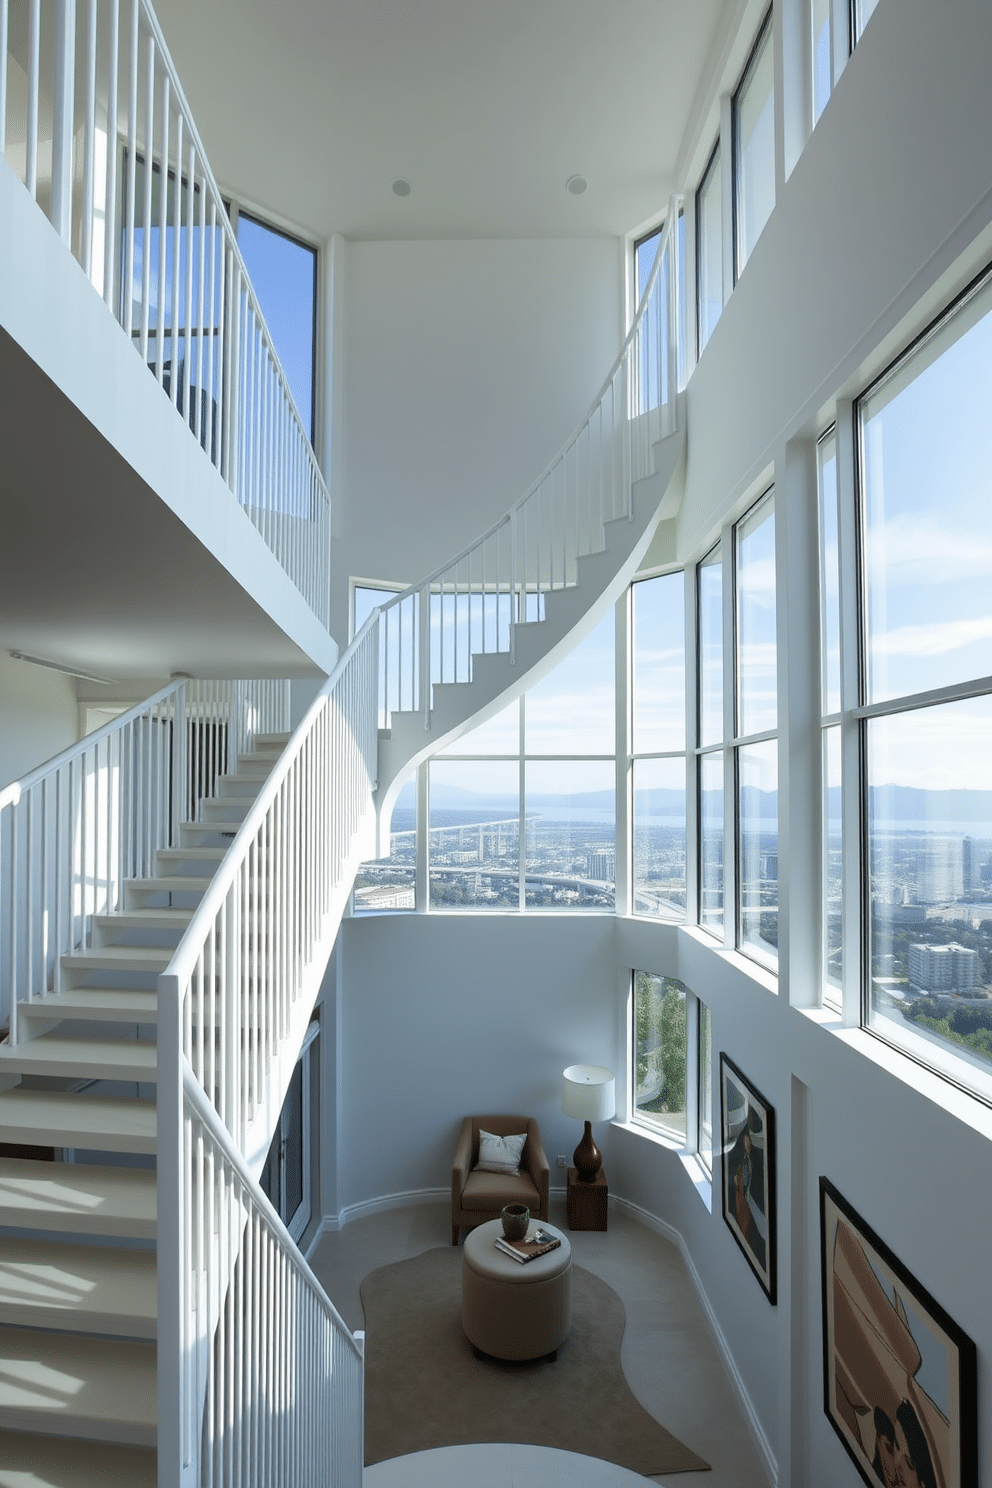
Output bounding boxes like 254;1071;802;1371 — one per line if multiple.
461;1218;572;1361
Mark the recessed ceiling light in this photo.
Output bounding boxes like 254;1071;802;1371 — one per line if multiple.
565;174;588;196
392;178;412;197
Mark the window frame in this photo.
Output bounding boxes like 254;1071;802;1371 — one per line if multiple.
231;201;320;448
732;487;779;971
850;261;992;1105
695;140;724;356
732;7;775;285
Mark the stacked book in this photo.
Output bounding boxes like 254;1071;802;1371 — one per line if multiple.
494;1227;562;1263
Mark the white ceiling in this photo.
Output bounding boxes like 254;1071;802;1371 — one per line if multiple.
154;0;728;242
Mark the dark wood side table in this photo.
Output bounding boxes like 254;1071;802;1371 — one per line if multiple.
567;1166;608;1231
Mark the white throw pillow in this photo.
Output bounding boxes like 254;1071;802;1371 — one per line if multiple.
476;1129;527;1176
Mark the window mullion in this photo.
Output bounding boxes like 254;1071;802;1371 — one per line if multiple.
722;526;737;949
835;398;861;1027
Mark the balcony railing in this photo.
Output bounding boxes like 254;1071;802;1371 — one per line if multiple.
0;0;331;627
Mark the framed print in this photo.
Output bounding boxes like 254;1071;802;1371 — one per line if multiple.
719;1054;776;1303
820;1178;977;1488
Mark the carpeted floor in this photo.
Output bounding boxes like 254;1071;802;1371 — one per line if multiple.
361;1246;710;1477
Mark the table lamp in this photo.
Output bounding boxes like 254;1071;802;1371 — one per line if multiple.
562;1063;615;1182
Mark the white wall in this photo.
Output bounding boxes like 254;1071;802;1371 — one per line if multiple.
331;913;617;1224
0;653;78;789
331;236;622;640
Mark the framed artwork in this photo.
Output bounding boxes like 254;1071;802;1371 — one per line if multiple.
820;1178;977;1488
719;1054;776;1303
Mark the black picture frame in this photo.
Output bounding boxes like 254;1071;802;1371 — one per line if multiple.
819;1178;977;1488
719;1053;776;1303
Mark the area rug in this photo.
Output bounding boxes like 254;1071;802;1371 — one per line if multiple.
360;1246;710;1476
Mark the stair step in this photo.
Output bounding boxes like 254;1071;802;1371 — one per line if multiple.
0;1157;156;1238
199;797;252;822
0;1036;156;1084
0;1237;156;1338
0;1430;156;1487
253;733;290;748
0;1327;156;1446
125;873;214;896
216;772;264;794
94;908;196;931
61;946;172;977
20;989;159;1024
155;845;228;867
180;819;245;839
0;1090;156;1154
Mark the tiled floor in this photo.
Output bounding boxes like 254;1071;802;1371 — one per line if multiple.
309;1200;771;1487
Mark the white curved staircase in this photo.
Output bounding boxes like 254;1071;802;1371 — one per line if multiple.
377;427;685;823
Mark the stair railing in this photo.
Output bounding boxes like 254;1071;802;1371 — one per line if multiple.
173;1068;365;1488
0;0;331;627
0;676;286;1040
375;201;680;732
157;619;379;1488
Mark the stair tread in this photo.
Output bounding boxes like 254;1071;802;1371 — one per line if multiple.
0;1157;156;1237
0;1036;156;1080
0;1090;156;1154
0;1237;156;1338
0;1326;156;1445
63;945;170;962
125;874;214;890
0;1429;156;1487
24;989;159;1020
93;908;195;927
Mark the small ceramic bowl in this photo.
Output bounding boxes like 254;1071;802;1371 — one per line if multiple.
501;1203;530;1240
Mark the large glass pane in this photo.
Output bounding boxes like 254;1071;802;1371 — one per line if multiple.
633;972;688;1140
236;213;317;442
633;572;685;754
635;227;662;303
824;725;843;992
525;610;615;755
811;0;832;124
524;761;614;910
697;145;723;353
698;1001;713;1173
632;757;686;921
699;546;724;747
737;493;777;739
352;772;416;913
739;739;779;965
861;277;992;703
700;750;725;931
867;697;992;1094
428;761;519;910
853;0;880;43
734;15;775;276
818;433;841;715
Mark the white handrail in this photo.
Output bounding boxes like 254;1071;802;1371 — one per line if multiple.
157;623;378;1487
156;1067;364;1488
0;0;331;628
376;203;680;729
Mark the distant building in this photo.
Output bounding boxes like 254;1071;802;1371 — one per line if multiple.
586;850;616;881
907;942;979;993
917;837;964;904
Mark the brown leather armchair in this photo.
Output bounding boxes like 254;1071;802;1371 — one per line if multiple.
451;1115;550;1244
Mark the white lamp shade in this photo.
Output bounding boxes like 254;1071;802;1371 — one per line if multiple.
562;1063;615;1122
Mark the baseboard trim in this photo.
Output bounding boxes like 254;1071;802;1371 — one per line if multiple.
612;1194;778;1488
309;1186;449;1249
